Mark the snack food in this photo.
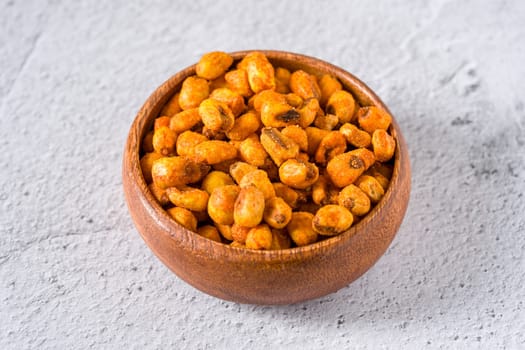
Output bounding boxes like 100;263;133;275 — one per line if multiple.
141;51;396;249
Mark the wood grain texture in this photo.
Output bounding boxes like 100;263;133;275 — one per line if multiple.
122;50;411;305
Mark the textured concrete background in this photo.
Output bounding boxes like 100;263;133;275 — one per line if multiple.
1;0;524;349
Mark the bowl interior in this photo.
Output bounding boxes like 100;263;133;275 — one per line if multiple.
134;50;401;256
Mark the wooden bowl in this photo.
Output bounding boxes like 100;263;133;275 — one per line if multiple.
122;50;411;305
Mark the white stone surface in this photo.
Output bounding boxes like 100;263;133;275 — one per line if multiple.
1;0;524;348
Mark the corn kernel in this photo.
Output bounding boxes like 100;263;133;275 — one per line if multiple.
178;76;209;110
196;51;233;80
371;129;396;162
312;205;353;236
357;106;392;133
197;225;222;243
245;224;273;250
234;186;265;227
166;207;198;232
287;212;318;246
290;70;321;100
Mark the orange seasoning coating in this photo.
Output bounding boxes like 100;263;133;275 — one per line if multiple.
140;51;396;248
238;52;276;93
196;51;234;80
178;76;209;110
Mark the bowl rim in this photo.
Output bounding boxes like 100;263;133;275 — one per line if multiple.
124;49;405;264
